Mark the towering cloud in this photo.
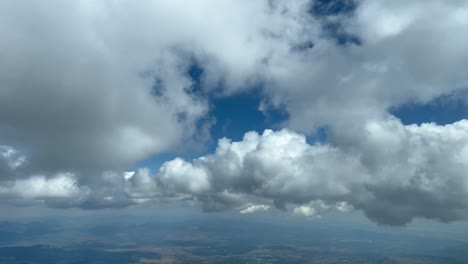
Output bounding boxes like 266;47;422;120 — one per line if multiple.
1;0;468;225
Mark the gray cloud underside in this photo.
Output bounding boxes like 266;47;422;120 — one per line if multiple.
1;0;468;225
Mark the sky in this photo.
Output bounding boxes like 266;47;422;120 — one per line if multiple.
1;0;468;227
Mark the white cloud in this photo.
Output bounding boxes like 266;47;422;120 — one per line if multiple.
254;0;468;135
155;119;468;225
0;0;318;185
158;158;211;194
0;173;88;200
240;204;270;214
3;117;467;225
1;0;468;226
0;0;213;175
293;205;317;217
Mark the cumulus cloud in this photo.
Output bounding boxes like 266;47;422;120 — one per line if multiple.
1;0;468;226
154;120;468;225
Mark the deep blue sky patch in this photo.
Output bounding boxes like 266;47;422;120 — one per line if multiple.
390;92;468;125
309;0;361;46
310;0;357;17
210;91;288;143
187;62;288;142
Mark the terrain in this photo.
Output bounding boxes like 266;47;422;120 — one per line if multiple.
0;213;467;264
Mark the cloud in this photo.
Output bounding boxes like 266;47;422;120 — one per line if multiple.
0;0;317;179
5;118;468;225
293;205;317;217
293;201;352;217
155;119;468;225
0;0;321;210
0;1;211;175
240;204;270;214
0;145;27;181
158;158;211;194
1;0;468;226
0;173;89;201
248;0;468;135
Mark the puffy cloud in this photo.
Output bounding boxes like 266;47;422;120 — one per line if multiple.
293;205;317;217
155;119;468;225
0;0;317;189
6;117;465;225
293;201;352;217
0;173;88;202
158;158;211;194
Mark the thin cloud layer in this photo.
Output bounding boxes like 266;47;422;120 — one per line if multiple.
1;0;468;225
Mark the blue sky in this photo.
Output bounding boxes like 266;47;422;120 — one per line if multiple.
136;63;468;173
391;91;468;125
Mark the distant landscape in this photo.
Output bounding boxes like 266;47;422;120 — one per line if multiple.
1;213;467;264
